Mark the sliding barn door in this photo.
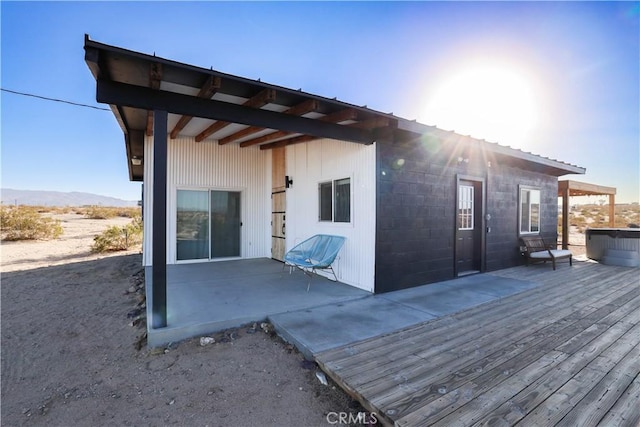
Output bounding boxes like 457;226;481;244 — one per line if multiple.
271;147;286;261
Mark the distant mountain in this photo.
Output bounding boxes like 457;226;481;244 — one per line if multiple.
1;189;138;207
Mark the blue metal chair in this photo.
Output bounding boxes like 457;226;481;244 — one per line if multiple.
284;234;346;291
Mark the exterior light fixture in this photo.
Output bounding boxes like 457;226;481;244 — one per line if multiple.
131;156;142;166
285;175;293;188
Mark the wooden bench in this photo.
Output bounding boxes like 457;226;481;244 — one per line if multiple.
521;236;573;270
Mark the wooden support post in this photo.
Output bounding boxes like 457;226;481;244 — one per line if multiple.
562;185;570;250
609;194;615;227
152;110;168;329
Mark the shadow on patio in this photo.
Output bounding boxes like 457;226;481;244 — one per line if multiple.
145;258;370;346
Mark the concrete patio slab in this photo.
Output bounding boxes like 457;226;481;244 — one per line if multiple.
270;273;540;358
380;274;539;316
270;297;437;358
146;258;370;346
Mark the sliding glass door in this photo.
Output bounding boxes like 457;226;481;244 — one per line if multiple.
176;189;240;261
210;191;241;258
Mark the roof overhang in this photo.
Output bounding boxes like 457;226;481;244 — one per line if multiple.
84;35;586;181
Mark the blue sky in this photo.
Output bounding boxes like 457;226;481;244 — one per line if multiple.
1;1;638;202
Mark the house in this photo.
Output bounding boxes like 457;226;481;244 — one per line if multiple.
84;36;585;330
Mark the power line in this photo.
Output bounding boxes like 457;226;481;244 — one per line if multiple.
0;88;110;111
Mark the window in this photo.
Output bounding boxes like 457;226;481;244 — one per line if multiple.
458;184;474;230
319;178;351;223
319;182;333;221
520;187;540;234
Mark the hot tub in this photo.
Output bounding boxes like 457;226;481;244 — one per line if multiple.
586;228;640;267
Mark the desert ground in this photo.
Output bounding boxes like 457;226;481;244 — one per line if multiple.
1;213;360;426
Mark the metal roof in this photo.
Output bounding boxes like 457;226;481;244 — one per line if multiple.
84;35;586;181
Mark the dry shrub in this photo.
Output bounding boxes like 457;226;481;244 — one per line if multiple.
114;207;141;218
91;216;143;253
567;203;640;233
0;206;63;241
84;206;118;219
31;206;74;215
84;206;141;219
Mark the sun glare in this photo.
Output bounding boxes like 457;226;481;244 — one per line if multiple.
420;63;538;148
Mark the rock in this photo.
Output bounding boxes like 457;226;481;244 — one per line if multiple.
127;286;136;294
246;323;257;334
260;322;274;334
315;371;328;386
200;336;215;346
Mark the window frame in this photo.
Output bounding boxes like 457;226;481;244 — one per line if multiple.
318;177;352;224
175;187;243;263
519;186;541;235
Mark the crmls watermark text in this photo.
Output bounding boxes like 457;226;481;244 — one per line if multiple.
326;411;378;425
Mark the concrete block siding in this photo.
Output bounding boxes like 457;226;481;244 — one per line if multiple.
375;138;560;293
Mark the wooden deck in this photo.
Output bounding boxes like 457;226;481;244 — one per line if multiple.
316;261;640;426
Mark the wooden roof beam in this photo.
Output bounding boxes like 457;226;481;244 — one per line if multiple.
145;62;163;136
239;108;359;148
219;99;319;145
170;75;222;139
195;88;276;142
258;117;394;151
259;135;316;150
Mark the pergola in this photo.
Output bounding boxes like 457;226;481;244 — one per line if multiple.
558;180;617;249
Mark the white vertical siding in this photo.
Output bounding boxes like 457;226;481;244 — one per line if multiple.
286;139;376;292
143;136;271;265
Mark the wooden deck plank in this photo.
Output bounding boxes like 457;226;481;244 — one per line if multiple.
597;372;640;427
392;292;640;426
394;350;570;427
328;269;633;389
555;342;640;426
518;327;640;426
353;285;640;402
322;264;633;372
430;319;638;426
314;264;640;427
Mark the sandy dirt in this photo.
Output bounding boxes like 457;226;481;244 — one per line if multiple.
1;214;361;426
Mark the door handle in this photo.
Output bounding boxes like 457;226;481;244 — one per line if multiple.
282;222;285;236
